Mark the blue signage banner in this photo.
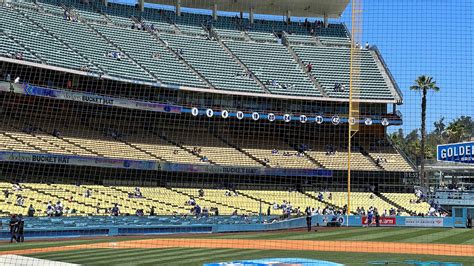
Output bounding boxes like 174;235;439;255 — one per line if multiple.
437;142;474;164
0;151;332;177
0;82;402;126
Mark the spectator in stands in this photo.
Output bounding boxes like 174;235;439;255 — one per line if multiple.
305;207;312;231
55;201;63;216
187;197;196;206
375;210;381;227
96;203;101;214
152;52;160;60
467;213;472;228
136;209;144;216
267;206;271;216
46;201;55;217
15;195;24;207
9;214;18;243
134;187;143;198
84;189;92;198
52;129;61;137
202;207;209;217
5;73;11;82
14;77;20;84
232;210;238;216
318;192;324;201
213;207;219;216
15;52;23;60
306;62;313;73
365;42;370;49
198;189;204;197
111;204;120;216
225;191;231;197
150;206;155;216
27;204;35;217
334;82;341;92
200;156;209;162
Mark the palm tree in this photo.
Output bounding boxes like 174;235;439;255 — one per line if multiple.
410;76;440;187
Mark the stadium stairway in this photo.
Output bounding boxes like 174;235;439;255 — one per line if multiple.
99;186;189;214
299;191;351;214
167;188;259;215
375;192;413;215
148;29;216;89
216;36;270;93
152;131;218;165
211;132;269;167
285;44;329;97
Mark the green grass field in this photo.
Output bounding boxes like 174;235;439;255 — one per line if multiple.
0;227;472;265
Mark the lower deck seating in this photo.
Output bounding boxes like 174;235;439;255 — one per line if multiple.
0;182;427;217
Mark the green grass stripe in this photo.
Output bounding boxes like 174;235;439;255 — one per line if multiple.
339;228;433;241
282;227;393;240
367;228;443;242
177;249;264;266
432;229;474;244
306;227;406;241
89;248;196;265
133;248;237;265
31;248;119;260
0;236;152;252
402;229;469;243
58;248;185;264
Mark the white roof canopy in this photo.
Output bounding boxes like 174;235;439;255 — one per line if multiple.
144;0;349;18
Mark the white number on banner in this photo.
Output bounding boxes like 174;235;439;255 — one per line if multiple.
315;115;324;124
252;112;260;121
221;110;229;119
283;114;291;123
191;107;199;116
299;115;307;123
236;111;244;120
349;117;356;125
268;113;276;122
206;109;214;118
365;118;373;126
331;116;340;125
381;118;390;126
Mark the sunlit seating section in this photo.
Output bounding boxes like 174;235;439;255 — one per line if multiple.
243;190;326;211
371;152;414;172
308;191;399;214
23;8;154;82
174;188;261;215
225;40;322;96
92;23;207;88
0;7;98;72
292;46;393;100
382;193;430;214
159;33;262;93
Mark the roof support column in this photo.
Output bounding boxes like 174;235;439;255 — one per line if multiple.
102;0;108;6
239;11;243;19
138;0;144;12
249;8;254;24
324;13;329;28
176;0;181;16
212;4;217;21
286;10;291;24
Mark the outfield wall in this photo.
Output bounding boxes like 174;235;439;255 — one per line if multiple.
0;215;462;240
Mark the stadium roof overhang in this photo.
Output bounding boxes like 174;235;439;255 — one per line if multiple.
145;0;350;18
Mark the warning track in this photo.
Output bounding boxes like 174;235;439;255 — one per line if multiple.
1;238;473;257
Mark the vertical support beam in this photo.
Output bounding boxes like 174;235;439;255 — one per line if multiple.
239;11;243;19
212;4;217;21
138;0;144;12
102;0;108;6
324;13;329;28
176;0;181;16
286;10;291;24
249;8;254;24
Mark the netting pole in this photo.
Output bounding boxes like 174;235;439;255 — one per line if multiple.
348;0;363;216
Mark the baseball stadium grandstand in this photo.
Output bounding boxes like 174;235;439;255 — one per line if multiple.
0;0;472;265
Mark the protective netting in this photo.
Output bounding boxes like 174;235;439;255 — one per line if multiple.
0;0;473;265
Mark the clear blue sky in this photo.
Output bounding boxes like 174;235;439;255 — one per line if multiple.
113;0;473;134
